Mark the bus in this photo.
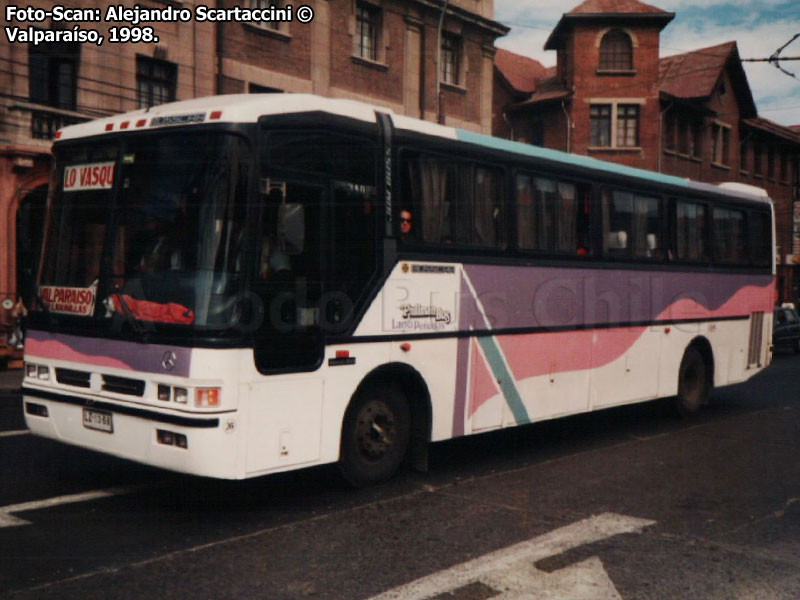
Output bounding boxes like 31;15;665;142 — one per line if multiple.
22;94;775;485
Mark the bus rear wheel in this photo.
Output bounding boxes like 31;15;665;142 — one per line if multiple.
339;385;410;486
675;346;709;417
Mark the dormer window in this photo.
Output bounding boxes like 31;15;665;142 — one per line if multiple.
599;29;633;71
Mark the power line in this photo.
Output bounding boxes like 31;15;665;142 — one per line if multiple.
737;33;800;81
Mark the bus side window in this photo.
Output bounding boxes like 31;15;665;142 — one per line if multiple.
516;173;585;254
712;206;746;265
602;190;662;258
403;153;503;249
675;200;709;262
403;153;456;244
749;210;772;267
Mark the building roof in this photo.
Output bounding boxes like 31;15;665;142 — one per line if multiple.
659;42;735;99
743;117;800;144
659;41;758;117
507;77;572;109
494;49;547;95
567;0;671;15
545;0;674;49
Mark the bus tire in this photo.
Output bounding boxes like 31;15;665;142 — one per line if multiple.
675;346;709;417
339;385;410;487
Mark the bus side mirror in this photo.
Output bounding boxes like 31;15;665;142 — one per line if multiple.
278;204;305;255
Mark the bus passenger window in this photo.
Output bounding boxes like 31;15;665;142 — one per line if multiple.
675;201;709;262
473;167;502;248
749;211;772;267
602;190;662;258
403;153;503;248
557;182;576;252
516;174;583;254
712;206;746;265
403;155;456;244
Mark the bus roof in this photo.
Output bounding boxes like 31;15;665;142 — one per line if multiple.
56;93;770;205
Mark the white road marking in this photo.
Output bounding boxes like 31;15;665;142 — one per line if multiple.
0;486;140;528
480;556;622;600
366;512;656;600
0;429;29;438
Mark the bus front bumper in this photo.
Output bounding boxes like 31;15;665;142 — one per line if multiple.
22;386;242;479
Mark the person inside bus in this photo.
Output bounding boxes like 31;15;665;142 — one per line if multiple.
399;209;414;242
137;214;185;272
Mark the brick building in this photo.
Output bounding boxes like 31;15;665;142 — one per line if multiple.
0;0;216;330
494;0;800;302
0;0;507;331
216;0;507;131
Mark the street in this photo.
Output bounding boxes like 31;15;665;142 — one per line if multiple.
1;350;799;600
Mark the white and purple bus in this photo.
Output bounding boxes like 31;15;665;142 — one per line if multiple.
23;94;774;484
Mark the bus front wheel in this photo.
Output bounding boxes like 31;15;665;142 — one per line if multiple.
675;346;709;417
339;385;410;486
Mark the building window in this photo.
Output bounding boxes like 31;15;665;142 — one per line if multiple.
753;142;763;176
29;39;79;110
529;118;544;147
781;151;789;182
590;105;612;147
136;55;176;109
711;122;730;166
689;120;703;158
590;102;642;149
740;140;749;172
599;29;633;70
441;34;461;86
250;0;284;31
767;146;775;179
617;105;639;147
664;110;676;151
355;2;381;61
249;83;283;93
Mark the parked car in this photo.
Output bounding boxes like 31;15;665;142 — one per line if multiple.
773;305;800;353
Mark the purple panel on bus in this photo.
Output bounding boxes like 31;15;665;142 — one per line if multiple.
25;330;192;378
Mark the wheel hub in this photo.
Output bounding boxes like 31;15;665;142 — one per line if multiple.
354;400;396;461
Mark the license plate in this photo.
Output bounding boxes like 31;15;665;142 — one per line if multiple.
83;408;113;433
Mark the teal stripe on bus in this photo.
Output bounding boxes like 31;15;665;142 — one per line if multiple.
455;129;691;190
475;335;530;426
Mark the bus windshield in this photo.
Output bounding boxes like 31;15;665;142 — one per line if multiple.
38;131;252;333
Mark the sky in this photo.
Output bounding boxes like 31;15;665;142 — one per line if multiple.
493;0;800;127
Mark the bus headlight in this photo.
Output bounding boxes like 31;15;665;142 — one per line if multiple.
174;387;188;404
25;362;51;380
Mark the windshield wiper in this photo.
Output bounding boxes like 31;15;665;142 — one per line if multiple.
111;288;148;341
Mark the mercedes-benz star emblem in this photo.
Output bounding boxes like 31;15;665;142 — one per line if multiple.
161;351;177;371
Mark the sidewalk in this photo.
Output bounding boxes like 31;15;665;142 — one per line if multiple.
0;368;23;391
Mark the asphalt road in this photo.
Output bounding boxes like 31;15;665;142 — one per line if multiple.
1;351;799;599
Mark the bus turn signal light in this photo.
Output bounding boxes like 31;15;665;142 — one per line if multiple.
195;387;220;408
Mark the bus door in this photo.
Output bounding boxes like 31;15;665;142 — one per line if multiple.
247;179;327;474
252;179;326;373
